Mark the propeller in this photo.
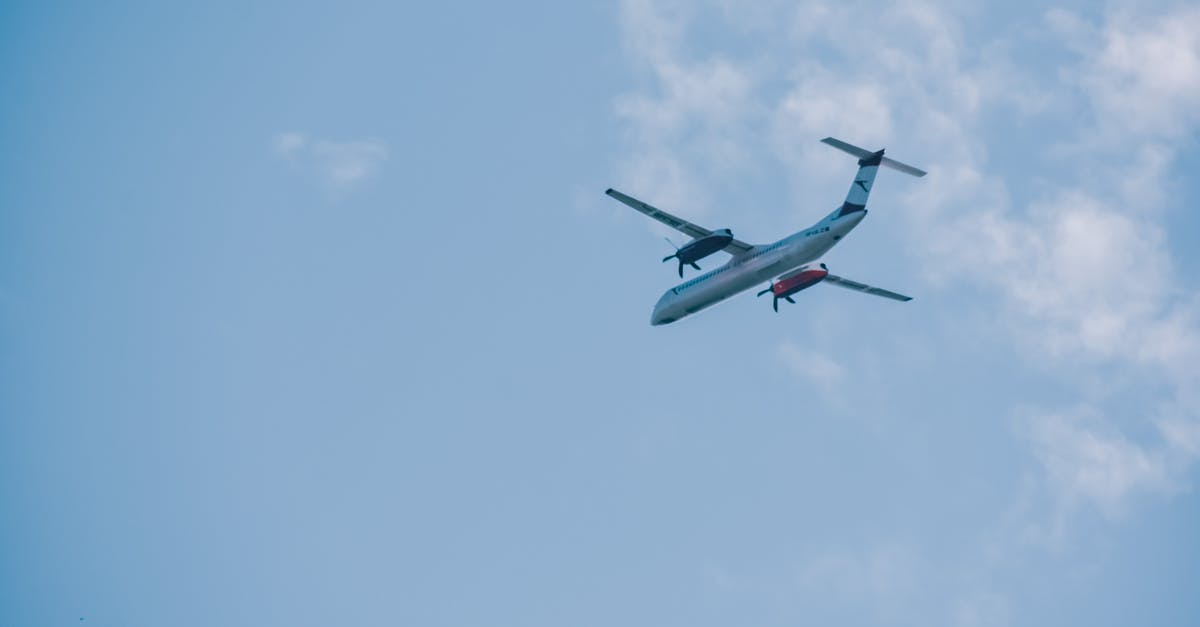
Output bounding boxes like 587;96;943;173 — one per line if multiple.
661;237;700;277
756;282;796;312
756;283;780;312
661;237;677;263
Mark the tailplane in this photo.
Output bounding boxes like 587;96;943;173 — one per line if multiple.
821;137;926;177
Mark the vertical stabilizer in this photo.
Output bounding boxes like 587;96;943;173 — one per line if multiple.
837;150;883;217
820;137;926;220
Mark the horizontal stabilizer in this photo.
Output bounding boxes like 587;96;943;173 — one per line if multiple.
821;137;927;177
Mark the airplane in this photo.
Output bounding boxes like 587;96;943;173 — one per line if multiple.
606;137;926;325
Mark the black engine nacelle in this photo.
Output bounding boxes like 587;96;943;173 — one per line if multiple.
663;229;734;277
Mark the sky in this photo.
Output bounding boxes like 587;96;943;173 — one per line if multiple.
2;1;1199;626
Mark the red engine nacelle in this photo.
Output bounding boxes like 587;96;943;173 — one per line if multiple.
772;263;828;297
758;263;829;312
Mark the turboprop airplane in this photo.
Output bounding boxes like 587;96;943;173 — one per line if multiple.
606;137;926;325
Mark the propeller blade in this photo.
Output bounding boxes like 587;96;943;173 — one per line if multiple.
663;238;679;264
785;296;796;304
691;262;701;271
677;261;684;278
773;297;779;312
757;288;770;297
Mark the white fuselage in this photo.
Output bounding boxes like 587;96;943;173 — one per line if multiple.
650;210;866;325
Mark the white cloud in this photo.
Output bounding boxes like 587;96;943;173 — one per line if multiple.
927;190;1176;361
272;132;389;189
776;342;846;392
892;8;1200;525
952;591;1011;627
310;139;389;187
794;544;926;622
797;545;917;599
1078;8;1200;139
273;131;308;157
612;0;760;219
1024;407;1172;516
770;75;894;179
1159;415;1200;460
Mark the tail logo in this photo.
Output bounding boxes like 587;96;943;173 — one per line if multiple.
855;179;871;193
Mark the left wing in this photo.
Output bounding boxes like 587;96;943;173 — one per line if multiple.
824;275;913;302
605;188;755;255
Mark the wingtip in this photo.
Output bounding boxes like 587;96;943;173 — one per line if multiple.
604;188;615;196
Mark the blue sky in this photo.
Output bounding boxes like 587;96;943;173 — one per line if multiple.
3;1;1199;626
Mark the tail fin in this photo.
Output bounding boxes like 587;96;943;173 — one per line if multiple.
821;137;927;177
824;145;886;219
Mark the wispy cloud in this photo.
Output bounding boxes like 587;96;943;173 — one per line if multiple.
776;342;846;393
614;0;1200;617
1067;7;1200;141
1024;406;1172;517
952;591;1012;627
611;0;759;217
614;0;1200;515
272;131;389;189
272;131;308;158
794;543;927;622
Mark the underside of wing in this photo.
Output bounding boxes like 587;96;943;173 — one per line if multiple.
605;188;754;255
823;274;913;302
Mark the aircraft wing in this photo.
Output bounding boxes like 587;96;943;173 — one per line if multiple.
605;188;755;255
823;274;913;302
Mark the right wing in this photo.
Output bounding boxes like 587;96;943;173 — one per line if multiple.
605;188;755;255
823;274;913;302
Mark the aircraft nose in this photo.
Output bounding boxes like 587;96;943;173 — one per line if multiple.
650;305;676;326
650;291;679;326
